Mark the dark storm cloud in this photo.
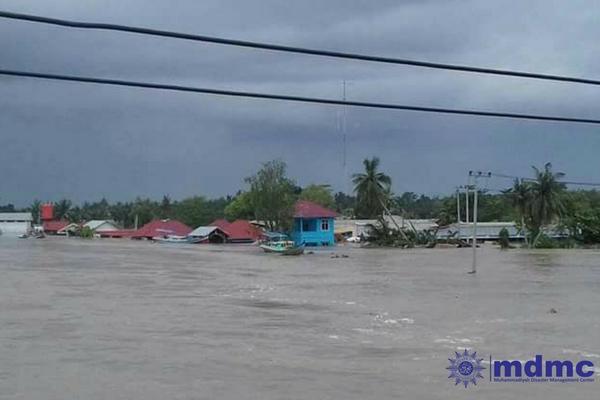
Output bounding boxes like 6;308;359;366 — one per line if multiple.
1;0;600;205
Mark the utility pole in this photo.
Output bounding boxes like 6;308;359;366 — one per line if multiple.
468;171;491;274
470;178;478;274
456;188;461;223
465;177;470;229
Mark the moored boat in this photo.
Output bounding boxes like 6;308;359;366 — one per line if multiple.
259;240;295;253
281;244;305;256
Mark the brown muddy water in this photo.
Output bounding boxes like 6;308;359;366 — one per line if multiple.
0;237;599;399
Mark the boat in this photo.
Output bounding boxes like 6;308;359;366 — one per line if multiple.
17;233;29;239
259;240;295;253
281;244;305;256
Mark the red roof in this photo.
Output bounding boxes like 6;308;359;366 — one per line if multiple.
98;229;136;238
293;200;338;218
208;219;263;241
226;220;264;241
42;220;70;232
131;219;192;239
210;219;231;230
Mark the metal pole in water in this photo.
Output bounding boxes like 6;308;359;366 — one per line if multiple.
470;179;478;274
465;180;470;227
456;188;461;223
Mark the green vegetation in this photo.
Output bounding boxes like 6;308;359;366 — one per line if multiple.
224;191;254;221
365;217;437;248
498;227;510;249
504;163;567;248
299;184;335;208
245;160;297;231
352;157;392;218
5;158;600;246
79;226;93;239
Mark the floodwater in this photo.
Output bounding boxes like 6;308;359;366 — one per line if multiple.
0;238;599;399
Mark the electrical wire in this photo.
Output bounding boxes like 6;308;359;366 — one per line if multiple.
490;172;600;187
3;68;600;125
2;10;600;86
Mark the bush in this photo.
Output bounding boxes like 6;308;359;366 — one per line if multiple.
498;227;510;249
80;226;94;239
532;233;558;248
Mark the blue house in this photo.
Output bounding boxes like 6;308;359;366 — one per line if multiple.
291;200;337;246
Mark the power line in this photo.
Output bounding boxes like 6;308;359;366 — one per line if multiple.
3;68;600;125
490;172;600;187
2;10;600;86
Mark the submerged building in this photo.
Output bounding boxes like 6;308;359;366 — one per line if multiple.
0;212;33;236
291;200;337;246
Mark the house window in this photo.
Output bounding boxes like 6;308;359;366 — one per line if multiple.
303;220;316;232
321;219;329;231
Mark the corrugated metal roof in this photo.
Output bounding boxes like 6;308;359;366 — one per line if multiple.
83;220;119;231
188;226;224;237
0;212;33;221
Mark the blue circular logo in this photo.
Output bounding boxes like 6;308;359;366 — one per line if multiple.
458;361;474;376
447;349;486;388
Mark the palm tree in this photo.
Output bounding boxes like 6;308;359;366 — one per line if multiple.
505;178;532;245
29;199;42;224
528;163;566;246
352;157;392;218
54;199;72;220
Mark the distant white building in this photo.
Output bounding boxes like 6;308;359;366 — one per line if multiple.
82;220;119;233
437;222;566;241
335;216;439;238
0;212;33;235
438;222;523;241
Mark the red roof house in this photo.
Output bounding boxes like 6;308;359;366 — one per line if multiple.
97;229;136;238
226;220;264;243
131;219;192;239
210;219;231;231
208;219;264;243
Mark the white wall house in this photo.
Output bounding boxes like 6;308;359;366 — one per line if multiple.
0;212;33;235
335;216;439;238
82;220;119;232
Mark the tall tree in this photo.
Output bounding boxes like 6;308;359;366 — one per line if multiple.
528;163;566;246
245;160;296;231
505;178;532;244
299;184;335;208
159;195;172;219
352;157;392;218
29;199;42;223
54;199;72;220
224;191;254;221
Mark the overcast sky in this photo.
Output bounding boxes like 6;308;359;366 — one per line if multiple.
1;0;600;206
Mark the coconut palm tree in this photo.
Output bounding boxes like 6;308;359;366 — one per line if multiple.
528;163;566;246
29;199;42;224
54;199;72;220
352;157;392;218
505;178;532;245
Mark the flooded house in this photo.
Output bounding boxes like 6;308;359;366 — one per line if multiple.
0;212;33;236
291;200;337;246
